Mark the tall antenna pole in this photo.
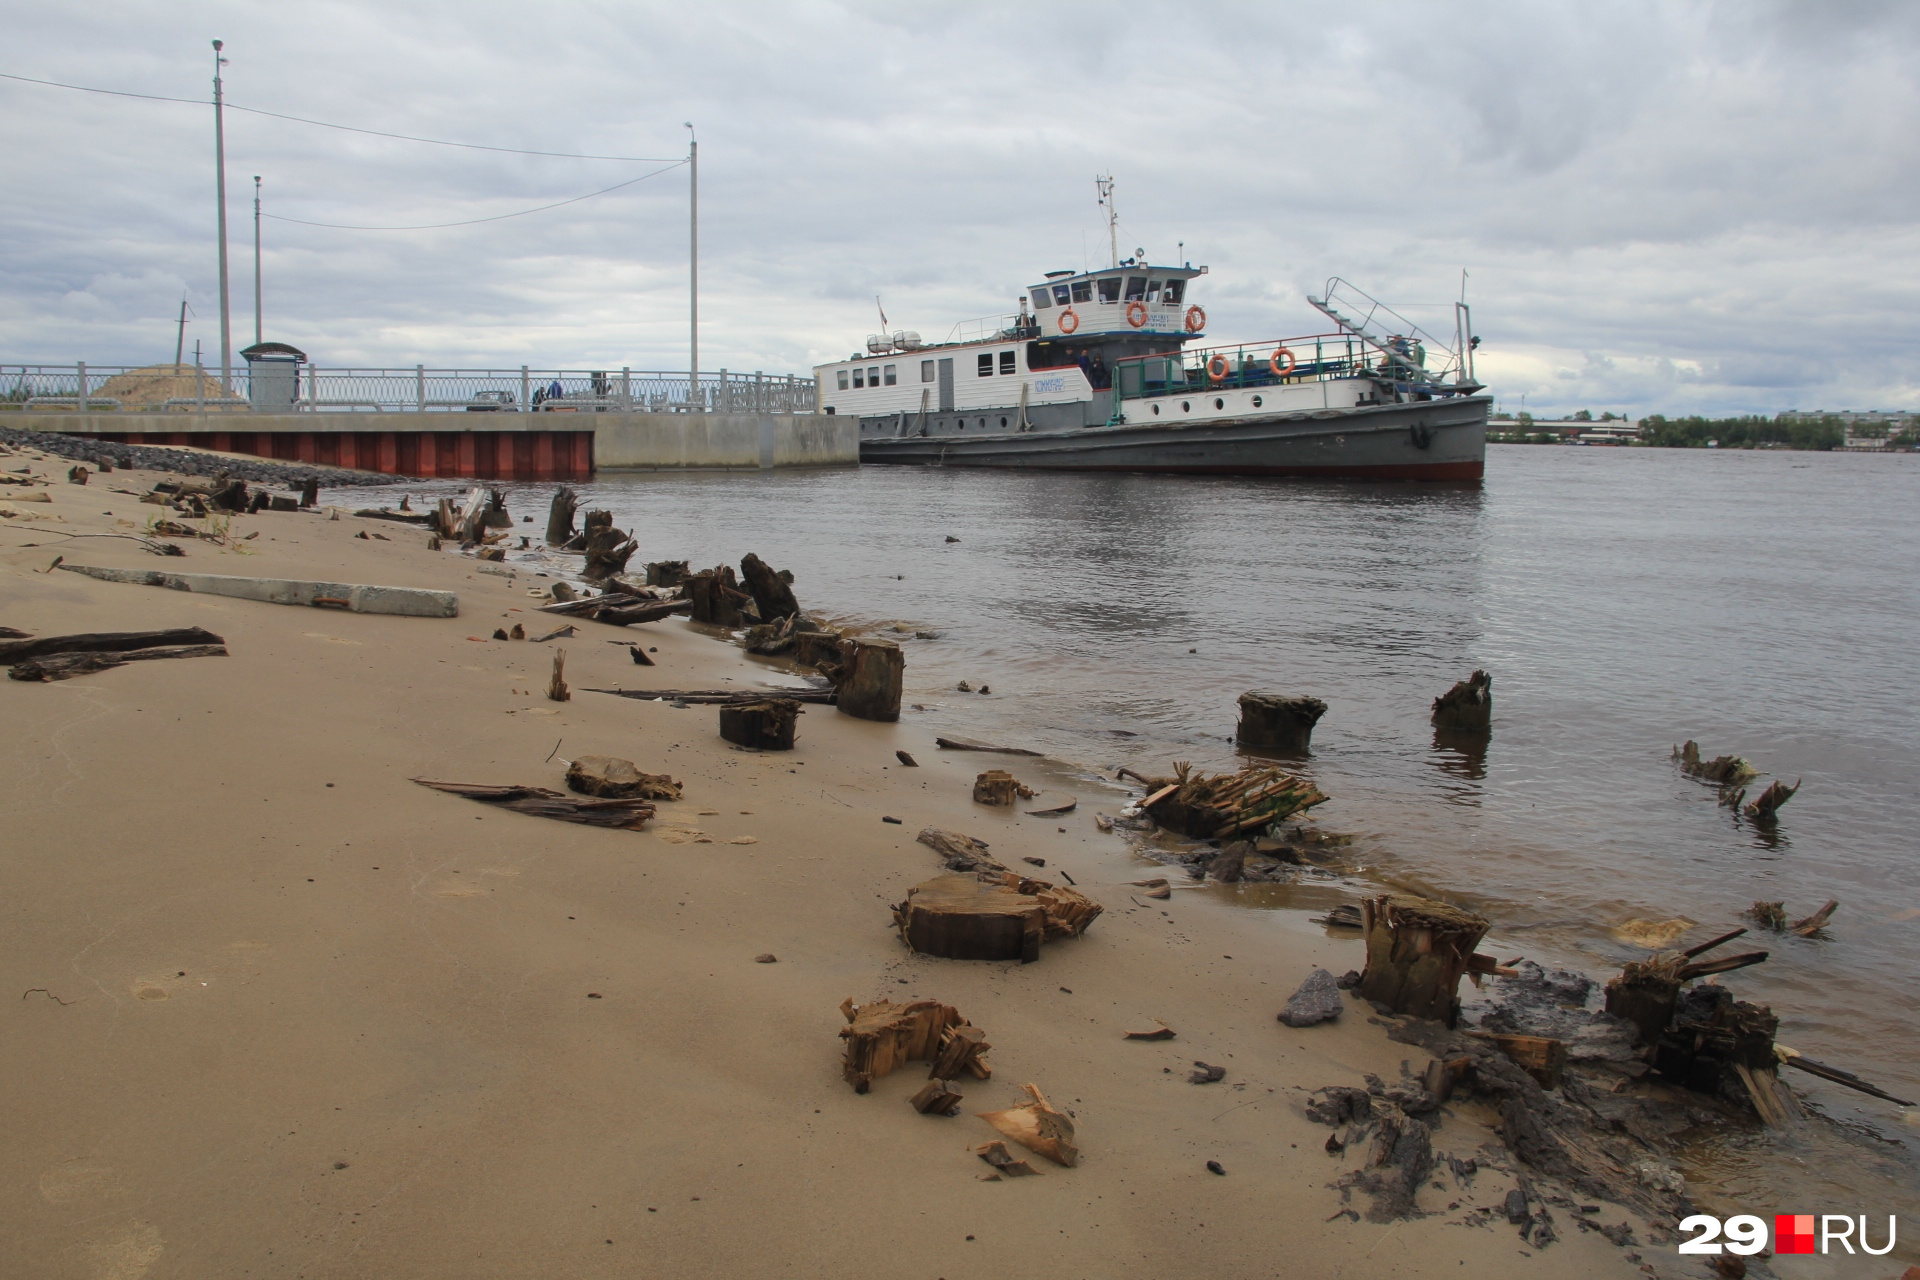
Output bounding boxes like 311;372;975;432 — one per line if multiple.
1096;174;1118;268
253;175;262;346
212;40;231;394
686;124;698;412
175;297;189;368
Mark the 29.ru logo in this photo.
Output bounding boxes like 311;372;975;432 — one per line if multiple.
1678;1214;1897;1256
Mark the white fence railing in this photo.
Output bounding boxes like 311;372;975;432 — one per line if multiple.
1;363;817;415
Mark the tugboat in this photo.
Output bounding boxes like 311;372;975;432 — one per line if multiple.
819;184;1488;481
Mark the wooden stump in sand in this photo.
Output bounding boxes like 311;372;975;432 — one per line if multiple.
1357;894;1489;1027
1235;691;1328;752
718;698;800;750
688;565;753;627
545;485;579;544
835;637;903;722
972;770;1032;806
838;997;990;1093
739;552;800;622
646;560;690;588
896;874;1048;963
1431;670;1492;732
792;630;843;671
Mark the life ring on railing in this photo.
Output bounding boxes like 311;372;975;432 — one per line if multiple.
1184;305;1207;333
1057;307;1080;334
1206;354;1231;384
1125;300;1149;329
1269;347;1297;378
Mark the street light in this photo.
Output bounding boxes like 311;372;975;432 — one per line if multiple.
253;175;262;346
686;122;697;413
212;39;231;395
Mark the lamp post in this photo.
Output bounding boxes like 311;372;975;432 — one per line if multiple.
212;40;231;394
253;175;262;347
687;123;697;412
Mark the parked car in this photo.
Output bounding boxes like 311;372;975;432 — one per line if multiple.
465;390;517;412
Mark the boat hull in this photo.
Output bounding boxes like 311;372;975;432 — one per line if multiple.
858;395;1488;480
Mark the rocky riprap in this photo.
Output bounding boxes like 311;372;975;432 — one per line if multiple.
0;425;407;487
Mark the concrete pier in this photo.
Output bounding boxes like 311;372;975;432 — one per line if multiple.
16;411;857;480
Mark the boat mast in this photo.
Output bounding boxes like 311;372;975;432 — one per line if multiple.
1096;174;1118;268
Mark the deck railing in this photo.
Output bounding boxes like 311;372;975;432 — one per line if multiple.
0;364;816;415
1113;334;1484;402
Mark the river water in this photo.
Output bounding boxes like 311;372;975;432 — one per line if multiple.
353;444;1920;1205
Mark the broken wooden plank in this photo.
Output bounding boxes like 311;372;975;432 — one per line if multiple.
58;565;458;617
1776;1047;1916;1106
1682;926;1749;958
1471;1032;1569;1090
976;1084;1078;1167
935;736;1042;756
589;599;691;627
410;778;653;830
974;1141;1038;1176
1123;1025;1175;1041
915;828;1002;874
1789;900;1837;936
587;686;835;705
0;626;223;663
9;643;227;682
1675;950;1768;981
908;1079;965;1116
1024;793;1077;816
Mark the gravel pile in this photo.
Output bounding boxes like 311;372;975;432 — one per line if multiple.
0;424;409;487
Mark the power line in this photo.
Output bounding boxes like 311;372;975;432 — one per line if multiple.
260;159;686;230
0;69;679;162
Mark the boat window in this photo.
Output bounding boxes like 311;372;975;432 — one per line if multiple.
1070;280;1093;304
1124;276;1147;301
977;353;993;377
868;367;879;386
921;360;935;382
1097;276;1121;303
883;364;897;385
837;370;849;390
852;369;864;388
998;350;1015;375
1052;284;1072;307
1163;279;1185;305
1030;288;1051;308
1146;279;1162;303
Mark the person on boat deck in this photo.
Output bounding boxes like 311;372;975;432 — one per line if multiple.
1086;353;1111;390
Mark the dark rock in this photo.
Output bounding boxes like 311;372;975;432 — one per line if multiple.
1305;1087;1372;1127
1279;968;1344;1027
1189;1061;1226;1084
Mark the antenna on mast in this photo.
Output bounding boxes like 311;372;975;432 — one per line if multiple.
1095;174;1118;268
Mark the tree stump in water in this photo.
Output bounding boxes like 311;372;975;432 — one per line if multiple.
836;637;904;721
687;565;753;627
739;552;800;622
1236;691;1327;752
1357;895;1489;1027
792;631;843;671
546;485;579;544
718;698;800;750
583;519;638;582
646;560;689;588
896;874;1047;962
1431;670;1492;731
1603;954;1683;1048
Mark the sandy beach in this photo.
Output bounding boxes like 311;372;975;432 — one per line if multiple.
0;448;1655;1279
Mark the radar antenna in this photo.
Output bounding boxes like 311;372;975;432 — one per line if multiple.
1095;174;1118;268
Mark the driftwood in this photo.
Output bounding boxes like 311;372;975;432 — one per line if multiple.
687;565;755;627
645;560;690;588
1431;669;1492;731
587;686;835;705
976;1084;1078;1167
908;1079;966;1116
582;513;638;582
1235;691;1327;752
835;638;904;722
718;698;800;750
791;630;844;670
1673;740;1758;786
546;485;579;544
10;643;227;682
838;997;989;1093
916;828;1000;874
410;778;654;830
1472;1032;1569;1090
1777;1048;1916;1106
1742;779;1800;823
1357;895;1490;1027
455;487;487;543
934;736;1041;756
564;755;682;800
592;599;691;627
547;650;570;702
972;770;1035;806
738;552;800;621
1137;761;1328;840
0;626;224;663
353;508;434;525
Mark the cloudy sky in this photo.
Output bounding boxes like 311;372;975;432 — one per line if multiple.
2;0;1915;416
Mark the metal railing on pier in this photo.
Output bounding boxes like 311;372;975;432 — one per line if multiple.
1;363;817;415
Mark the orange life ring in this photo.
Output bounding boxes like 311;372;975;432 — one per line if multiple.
1125;300;1149;329
1057;307;1080;334
1184;305;1206;333
1269;347;1296;378
1206;354;1231;384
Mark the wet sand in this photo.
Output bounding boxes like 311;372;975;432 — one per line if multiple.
1;450;1651;1278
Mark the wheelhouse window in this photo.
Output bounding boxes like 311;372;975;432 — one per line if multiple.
998;350;1016;374
1070;280;1093;303
1030;288;1052;309
851;369;864;388
1163;279;1185;305
1052;284;1072;307
1146;279;1162;303
868;367;879;386
921;360;935;382
883;364;897;385
1124;276;1147;302
977;353;994;376
1097;276;1121;303
837;370;849;390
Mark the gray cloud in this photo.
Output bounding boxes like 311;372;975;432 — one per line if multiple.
1;0;1915;415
